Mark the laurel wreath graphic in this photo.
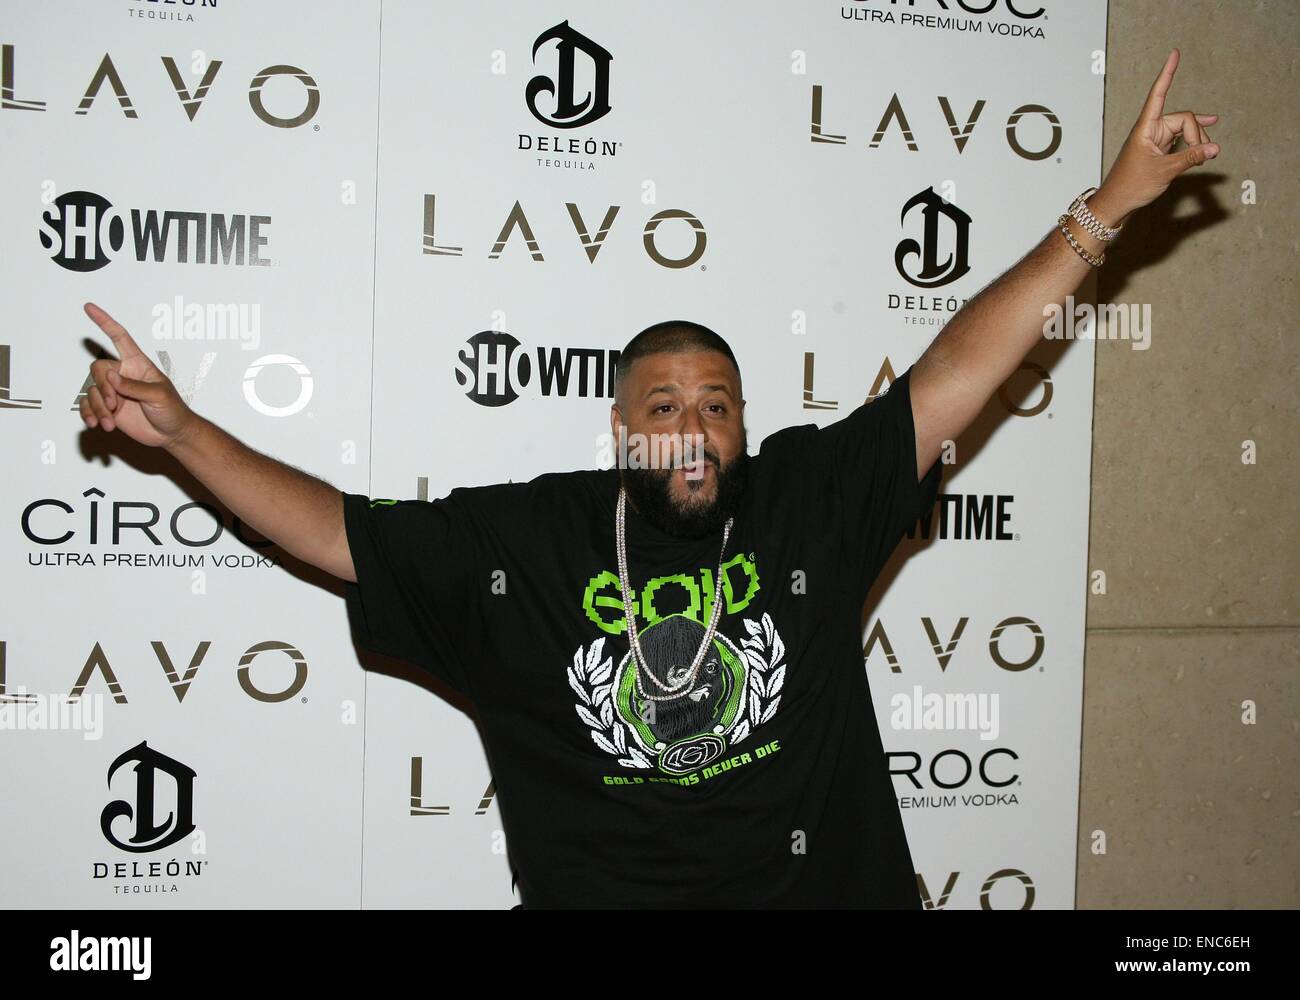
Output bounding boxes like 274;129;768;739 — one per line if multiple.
568;613;787;769
731;612;786;746
566;637;653;769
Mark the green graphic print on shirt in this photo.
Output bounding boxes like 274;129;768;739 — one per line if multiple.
571;553;787;781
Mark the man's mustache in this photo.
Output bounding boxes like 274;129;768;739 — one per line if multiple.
678;437;720;468
673;449;720;479
627;442;722;472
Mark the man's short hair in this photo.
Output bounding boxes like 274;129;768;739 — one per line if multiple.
614;320;741;405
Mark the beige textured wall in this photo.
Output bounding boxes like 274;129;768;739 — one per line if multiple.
1077;1;1298;907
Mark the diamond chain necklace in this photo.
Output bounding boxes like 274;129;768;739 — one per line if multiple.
616;485;733;703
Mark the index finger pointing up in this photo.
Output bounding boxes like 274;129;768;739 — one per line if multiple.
1139;48;1180;126
83;302;144;360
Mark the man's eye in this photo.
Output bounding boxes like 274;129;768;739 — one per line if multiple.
654;404;674;414
706;404;726;414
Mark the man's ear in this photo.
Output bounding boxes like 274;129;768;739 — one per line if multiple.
610;403;623;439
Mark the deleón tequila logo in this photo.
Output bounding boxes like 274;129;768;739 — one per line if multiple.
525;20;613;129
100;741;196;853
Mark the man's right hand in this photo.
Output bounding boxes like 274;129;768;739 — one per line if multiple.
79;301;195;448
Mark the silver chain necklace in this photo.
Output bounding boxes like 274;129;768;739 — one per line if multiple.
616;485;733;703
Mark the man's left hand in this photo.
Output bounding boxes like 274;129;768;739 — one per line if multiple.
1090;48;1220;228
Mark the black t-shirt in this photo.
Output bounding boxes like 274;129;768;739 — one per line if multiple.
342;364;942;908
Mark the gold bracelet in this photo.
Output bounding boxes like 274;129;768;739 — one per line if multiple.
1068;186;1123;242
1058;213;1104;267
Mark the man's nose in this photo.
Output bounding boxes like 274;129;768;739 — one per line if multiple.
679;408;706;453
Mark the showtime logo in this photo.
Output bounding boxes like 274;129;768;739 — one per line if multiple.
455;330;619;407
905;492;1018;541
39;190;272;273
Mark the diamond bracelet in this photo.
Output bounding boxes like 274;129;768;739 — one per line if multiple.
1057;213;1104;267
1068;186;1124;242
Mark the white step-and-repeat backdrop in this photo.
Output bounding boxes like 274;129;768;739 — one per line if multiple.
1;0;1104;908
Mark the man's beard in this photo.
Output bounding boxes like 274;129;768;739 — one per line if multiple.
620;442;750;540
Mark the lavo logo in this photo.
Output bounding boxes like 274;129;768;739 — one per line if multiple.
409;758;497;816
0;345;313;419
455;331;619;407
996;359;1053;416
422;194;706;268
39;189;272;273
917;868;1037;910
1;44;320;127
810;86;1061;159
865;615;1047;673
0;344;40;410
800;356;913;413
0;638;311;705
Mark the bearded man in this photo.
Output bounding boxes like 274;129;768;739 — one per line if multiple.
74;50;1219;908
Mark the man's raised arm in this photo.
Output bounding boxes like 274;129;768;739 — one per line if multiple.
77;301;357;583
909;48;1220;477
